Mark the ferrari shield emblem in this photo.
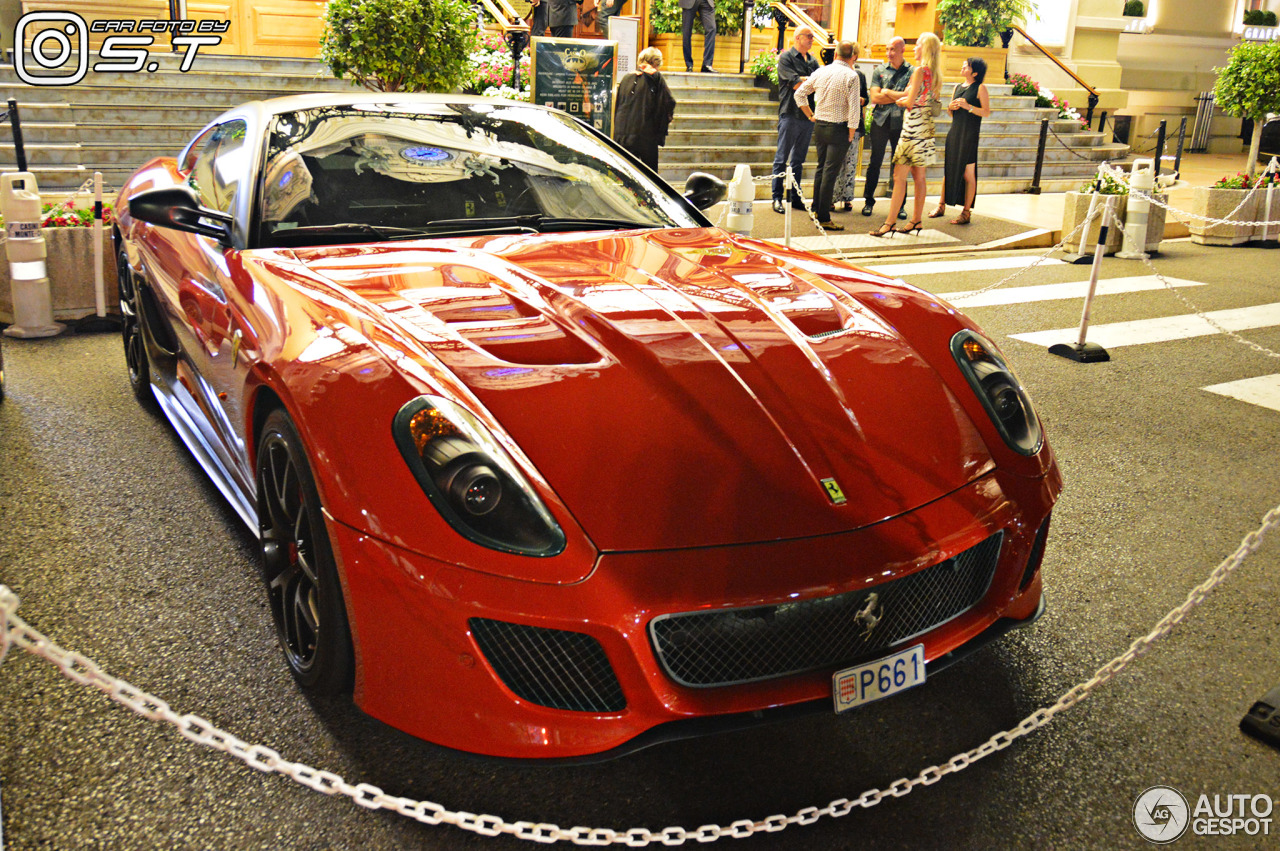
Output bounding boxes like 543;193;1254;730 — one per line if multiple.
821;477;846;504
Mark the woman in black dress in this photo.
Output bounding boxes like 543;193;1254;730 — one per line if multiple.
930;57;990;225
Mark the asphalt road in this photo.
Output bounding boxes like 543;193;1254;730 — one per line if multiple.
1;238;1278;850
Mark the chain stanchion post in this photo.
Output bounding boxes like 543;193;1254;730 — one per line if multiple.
1025;118;1048;195
1174;116;1187;177
1050;194;1115;363
1118;158;1154;260
1153;120;1167;179
1097;111;1108;139
6;99;26;173
784;163;792;247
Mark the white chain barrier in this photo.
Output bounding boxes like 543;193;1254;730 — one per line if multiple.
5;164;1280;845
3;494;1280;844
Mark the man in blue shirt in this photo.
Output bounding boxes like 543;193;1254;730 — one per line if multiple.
863;37;914;217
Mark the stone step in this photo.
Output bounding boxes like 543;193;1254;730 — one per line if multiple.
2;49;335;76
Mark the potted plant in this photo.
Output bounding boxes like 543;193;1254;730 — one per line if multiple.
320;0;481;92
1188;171;1280;246
747;50;780;99
1212;40;1280;177
936;0;1034;80
936;0;1035;48
0;200;118;323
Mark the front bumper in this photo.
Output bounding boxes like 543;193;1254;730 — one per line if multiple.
328;466;1059;759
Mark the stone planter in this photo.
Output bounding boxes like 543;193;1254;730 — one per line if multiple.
1062;191;1124;255
1188;187;1258;246
0;228;119;323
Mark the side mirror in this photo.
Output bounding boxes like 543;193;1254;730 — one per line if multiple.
682;172;727;211
129;186;233;243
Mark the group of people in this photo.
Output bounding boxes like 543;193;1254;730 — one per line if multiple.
772;29;991;235
530;0;718;73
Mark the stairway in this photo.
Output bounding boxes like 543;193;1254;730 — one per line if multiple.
659;71;1130;198
0;53;363;194
0;54;1128;200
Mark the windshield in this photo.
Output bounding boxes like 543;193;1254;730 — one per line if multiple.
257;101;702;247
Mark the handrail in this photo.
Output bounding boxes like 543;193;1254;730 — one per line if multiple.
769;2;835;57
1010;24;1100;127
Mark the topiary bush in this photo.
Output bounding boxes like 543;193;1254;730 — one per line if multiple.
320;0;481;92
1214;40;1280;175
1122;0;1144;17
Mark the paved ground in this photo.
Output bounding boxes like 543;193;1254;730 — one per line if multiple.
1;238;1279;849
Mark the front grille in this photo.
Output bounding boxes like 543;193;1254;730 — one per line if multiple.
650;533;1004;688
469;618;626;713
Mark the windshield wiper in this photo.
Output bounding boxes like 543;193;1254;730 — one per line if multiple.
423;215;651;233
268;222;428;246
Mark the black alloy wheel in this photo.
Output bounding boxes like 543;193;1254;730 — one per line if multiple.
256;408;354;693
116;244;151;403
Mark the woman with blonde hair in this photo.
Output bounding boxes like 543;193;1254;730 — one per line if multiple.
613;46;677;171
869;32;941;237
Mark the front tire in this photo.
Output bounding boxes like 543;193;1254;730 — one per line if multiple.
117;244;152;404
256;408;354;694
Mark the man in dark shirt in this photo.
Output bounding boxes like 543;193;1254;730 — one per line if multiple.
862;37;913;217
770;27;819;214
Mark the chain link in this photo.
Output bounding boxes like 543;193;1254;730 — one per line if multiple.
1;498;1277;844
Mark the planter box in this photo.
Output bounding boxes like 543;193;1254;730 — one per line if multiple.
1188;187;1258;246
753;73;780;101
941;45;1006;84
0;228;119;323
1062;191;1124;255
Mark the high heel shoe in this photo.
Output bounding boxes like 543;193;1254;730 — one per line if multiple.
928;203;946;219
899;220;923;236
950;209;972;225
868;222;897;238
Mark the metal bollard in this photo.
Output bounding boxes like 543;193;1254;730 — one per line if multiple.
1153;120;1167;179
1118;159;1155;260
1;172;64;338
724;164;754;235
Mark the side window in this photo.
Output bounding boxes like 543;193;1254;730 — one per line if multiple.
187;120;248;216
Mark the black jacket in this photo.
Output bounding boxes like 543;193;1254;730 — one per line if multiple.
777;47;819;119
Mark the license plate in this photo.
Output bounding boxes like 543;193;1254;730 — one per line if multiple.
833;644;926;713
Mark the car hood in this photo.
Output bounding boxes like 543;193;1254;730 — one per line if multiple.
291;228;995;551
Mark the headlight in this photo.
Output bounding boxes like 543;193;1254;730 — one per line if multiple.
393;396;566;556
950;331;1042;456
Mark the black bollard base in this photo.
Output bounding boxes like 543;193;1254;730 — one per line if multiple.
1241;685;1280;749
1048;342;1110;363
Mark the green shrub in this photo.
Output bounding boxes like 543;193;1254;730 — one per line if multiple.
936;0;1036;47
747;50;779;85
1244;9;1265;24
1122;0;1144;16
649;0;773;37
1264;10;1279;25
320;0;481;92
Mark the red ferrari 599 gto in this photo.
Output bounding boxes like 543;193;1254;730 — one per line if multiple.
115;93;1060;759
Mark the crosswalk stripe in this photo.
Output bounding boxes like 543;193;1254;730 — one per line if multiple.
867;256;1066;277
944;276;1207;308
1009;303;1280;349
768;230;961;252
1202;374;1280;414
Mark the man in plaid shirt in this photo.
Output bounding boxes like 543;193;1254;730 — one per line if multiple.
795;41;862;230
